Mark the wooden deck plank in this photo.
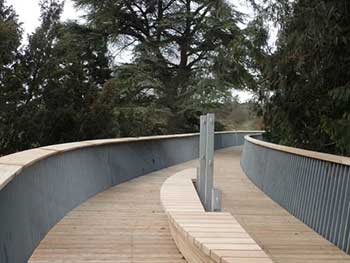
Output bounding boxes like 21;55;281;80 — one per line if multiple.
215;147;350;263
30;146;350;262
29;167;190;263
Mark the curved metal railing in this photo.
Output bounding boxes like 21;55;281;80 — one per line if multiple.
241;135;350;254
0;131;258;263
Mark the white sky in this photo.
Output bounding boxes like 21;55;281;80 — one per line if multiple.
7;0;84;38
7;0;255;35
6;0;267;102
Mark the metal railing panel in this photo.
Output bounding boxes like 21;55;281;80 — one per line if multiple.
241;137;350;254
0;131;258;263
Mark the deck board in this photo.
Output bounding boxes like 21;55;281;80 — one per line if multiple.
29;165;190;263
30;147;350;263
215;147;350;263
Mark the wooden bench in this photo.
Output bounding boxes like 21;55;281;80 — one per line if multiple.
160;168;273;263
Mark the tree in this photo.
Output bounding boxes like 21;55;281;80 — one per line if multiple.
253;0;350;155
19;0;115;148
0;0;21;66
0;0;267;154
73;0;255;133
0;0;24;154
0;0;115;154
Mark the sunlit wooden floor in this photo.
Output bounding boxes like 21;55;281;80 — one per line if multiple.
30;147;350;263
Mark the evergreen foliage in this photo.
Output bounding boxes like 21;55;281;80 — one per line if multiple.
73;0;256;133
0;0;259;155
0;0;23;153
0;0;114;154
253;0;350;155
2;0;348;156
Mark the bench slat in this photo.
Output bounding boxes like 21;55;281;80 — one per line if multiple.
161;168;274;263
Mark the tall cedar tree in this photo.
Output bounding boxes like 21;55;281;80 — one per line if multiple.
74;0;255;133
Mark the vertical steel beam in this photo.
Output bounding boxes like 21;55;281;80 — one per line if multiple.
205;113;215;210
212;187;222;212
197;113;219;211
198;115;207;205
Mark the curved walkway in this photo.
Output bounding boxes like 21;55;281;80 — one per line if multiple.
30;147;350;263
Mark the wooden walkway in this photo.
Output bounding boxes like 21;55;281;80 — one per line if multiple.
30;147;350;263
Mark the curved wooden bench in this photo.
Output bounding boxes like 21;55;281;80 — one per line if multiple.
161;168;273;263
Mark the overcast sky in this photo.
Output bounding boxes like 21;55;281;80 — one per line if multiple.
6;0;258;102
8;0;254;36
7;0;85;36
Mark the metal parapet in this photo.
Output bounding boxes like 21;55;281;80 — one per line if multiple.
241;135;350;254
0;131;256;263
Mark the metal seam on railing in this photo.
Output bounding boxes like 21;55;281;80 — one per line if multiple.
290;156;301;215
307;159;317;226
241;138;350;254
335;167;347;245
339;169;350;249
310;160;322;230
321;164;334;237
344;202;350;252
331;165;341;239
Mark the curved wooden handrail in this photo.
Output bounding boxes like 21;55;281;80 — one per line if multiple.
0;131;263;192
245;135;350;166
0;130;263;263
0;134;200;191
160;169;273;263
0;131;262;191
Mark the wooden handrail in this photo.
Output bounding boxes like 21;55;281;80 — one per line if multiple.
0;131;262;192
0;135;188;191
245;135;350;166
